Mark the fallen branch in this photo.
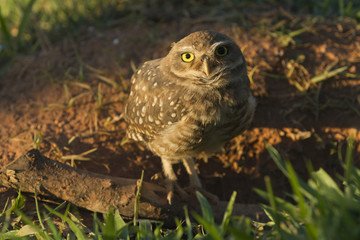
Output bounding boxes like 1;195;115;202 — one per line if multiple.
0;149;266;225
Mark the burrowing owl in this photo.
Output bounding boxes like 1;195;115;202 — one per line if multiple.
124;31;256;203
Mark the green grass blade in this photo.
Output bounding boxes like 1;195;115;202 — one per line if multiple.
345;133;355;185
310;66;348;84
130;60;137;73
96;83;103;107
8;190;25;213
16;0;36;51
34;188;45;231
43;212;62;240
96;74;121;90
44;204;87;240
285;161;322;239
311;169;343;197
114;210;129;239
101;208;128;240
162;218;183;240
227;225;253;240
14;209;49;239
266;143;316;198
134;170;144;226
137;220;153;240
264;176;280;231
196;191;215;225
0;198;9;218
220;191;237;236
153;222;163;239
287;163;321;239
63;83;70;104
288;26;309;37
285;162;307;217
93;212;101;239
71;81;92;90
191;212;222;240
69;37;85;81
102;208;117;240
0;7;12;49
0;230;23;239
265;143;287;175
255;188;298;217
67;91;92;108
183;206;193;240
193;191;225;239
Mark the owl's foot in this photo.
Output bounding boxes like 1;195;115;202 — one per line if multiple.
165;180;190;205
199;188;219;206
165;181;218;206
184;186;219;207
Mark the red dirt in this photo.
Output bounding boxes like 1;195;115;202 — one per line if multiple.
0;7;359;217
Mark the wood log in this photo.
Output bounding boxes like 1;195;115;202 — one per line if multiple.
0;149;266;225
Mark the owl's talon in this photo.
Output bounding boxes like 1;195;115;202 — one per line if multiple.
184;186;219;206
199;189;219;206
174;182;190;201
167;191;174;205
164;179;175;205
165;181;190;205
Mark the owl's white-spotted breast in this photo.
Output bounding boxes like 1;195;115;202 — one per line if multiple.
124;31;256;203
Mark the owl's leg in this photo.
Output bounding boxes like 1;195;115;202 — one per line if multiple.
182;158;201;188
161;157;188;204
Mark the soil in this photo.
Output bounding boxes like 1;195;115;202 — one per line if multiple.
0;5;359;220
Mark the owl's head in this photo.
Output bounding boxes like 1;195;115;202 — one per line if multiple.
161;31;246;87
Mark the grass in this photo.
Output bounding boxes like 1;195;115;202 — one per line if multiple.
0;0;127;69
259;136;360;239
0;136;358;239
283;0;360;19
0;186;250;239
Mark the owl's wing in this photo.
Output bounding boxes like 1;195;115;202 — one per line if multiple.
124;59;188;143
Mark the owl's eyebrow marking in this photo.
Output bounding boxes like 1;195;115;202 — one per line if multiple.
179;46;194;52
209;41;232;52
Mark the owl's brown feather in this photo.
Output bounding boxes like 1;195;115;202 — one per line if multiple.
123;31;256;203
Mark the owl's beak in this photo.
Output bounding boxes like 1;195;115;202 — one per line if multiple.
202;56;210;77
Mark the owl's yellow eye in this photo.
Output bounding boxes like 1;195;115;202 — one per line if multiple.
215;46;228;57
181;53;194;62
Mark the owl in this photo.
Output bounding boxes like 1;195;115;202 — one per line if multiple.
124;31;256;204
